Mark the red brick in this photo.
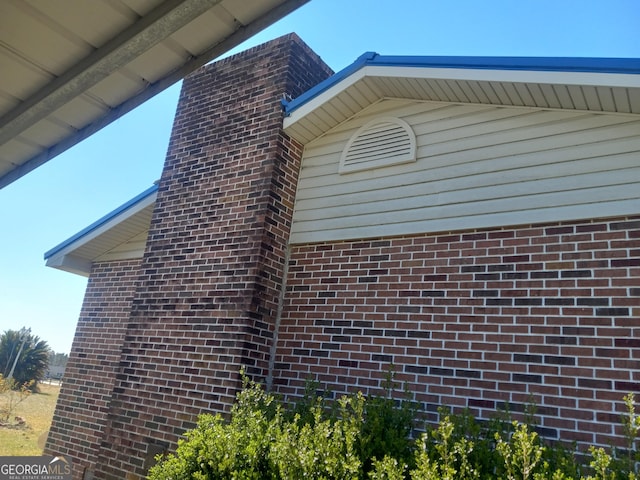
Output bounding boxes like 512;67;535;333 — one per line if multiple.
50;37;640;471
274;215;640;452
47;35;333;479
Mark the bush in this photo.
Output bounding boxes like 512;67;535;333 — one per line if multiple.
0;374;32;424
359;369;417;473
148;375;365;480
148;376;640;480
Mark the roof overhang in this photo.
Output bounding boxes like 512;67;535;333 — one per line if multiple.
46;53;640;277
0;0;308;189
44;184;158;276
283;54;640;144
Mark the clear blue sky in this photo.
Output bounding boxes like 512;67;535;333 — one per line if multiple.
1;0;638;354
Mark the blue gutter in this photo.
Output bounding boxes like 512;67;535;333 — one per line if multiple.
44;183;159;260
282;53;640;115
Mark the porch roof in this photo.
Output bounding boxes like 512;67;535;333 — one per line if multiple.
0;0;307;189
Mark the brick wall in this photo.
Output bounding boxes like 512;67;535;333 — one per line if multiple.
47;34;332;480
274;215;640;449
46;32;638;477
45;260;141;480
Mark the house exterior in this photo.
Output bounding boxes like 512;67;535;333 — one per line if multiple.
44;33;640;479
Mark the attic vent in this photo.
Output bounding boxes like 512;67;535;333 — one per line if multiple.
340;117;416;174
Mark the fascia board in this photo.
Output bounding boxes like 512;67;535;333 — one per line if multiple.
283;63;640;134
364;65;640;89
369;55;640;75
45;253;93;277
283;67;369;129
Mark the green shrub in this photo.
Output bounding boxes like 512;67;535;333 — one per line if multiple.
495;421;545;480
369;456;407;480
410;415;479;480
148;373;640;480
610;393;640;479
269;393;363;479
359;369;417;473
148;376;365;480
285;369;417;477
147;375;276;479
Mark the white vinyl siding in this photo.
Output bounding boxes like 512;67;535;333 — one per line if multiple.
290;98;640;244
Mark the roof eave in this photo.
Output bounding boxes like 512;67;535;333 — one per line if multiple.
283;54;640;143
44;184;158;275
283;55;640;116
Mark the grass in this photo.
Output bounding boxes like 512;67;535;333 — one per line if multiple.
0;382;60;456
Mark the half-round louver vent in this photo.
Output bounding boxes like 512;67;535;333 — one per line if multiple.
340;117;416;174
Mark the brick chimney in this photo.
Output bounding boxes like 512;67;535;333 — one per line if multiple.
47;34;332;479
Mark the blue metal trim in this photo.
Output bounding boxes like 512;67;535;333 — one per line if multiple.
44;183;159;260
282;54;640;115
282;51;378;115
368;55;640;74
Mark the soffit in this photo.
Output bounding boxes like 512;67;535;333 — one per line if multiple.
283;60;640;144
44;185;157;276
0;0;307;189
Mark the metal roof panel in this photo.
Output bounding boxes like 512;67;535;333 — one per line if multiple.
0;0;308;188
